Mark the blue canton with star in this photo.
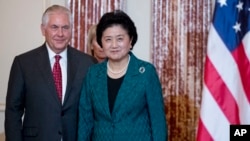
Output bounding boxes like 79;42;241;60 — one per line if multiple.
213;0;250;51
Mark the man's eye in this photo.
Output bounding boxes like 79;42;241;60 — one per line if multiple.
63;26;70;30
51;26;58;30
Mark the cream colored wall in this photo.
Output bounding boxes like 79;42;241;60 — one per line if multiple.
0;0;151;137
127;0;151;62
0;0;44;134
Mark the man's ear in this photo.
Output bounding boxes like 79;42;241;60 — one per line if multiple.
41;24;45;36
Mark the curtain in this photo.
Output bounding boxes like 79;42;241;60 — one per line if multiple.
67;0;126;52
152;1;213;141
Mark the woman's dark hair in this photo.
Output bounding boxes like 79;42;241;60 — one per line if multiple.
96;10;138;50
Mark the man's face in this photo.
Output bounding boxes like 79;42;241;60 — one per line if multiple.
41;12;72;54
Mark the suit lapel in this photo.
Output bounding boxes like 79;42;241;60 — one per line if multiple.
63;47;78;105
111;53;141;117
37;45;61;106
95;62;112;118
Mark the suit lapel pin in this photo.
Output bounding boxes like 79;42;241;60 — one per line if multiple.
139;67;145;73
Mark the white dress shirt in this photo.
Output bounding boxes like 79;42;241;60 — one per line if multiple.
46;45;67;104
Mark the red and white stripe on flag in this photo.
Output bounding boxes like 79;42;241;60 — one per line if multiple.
196;0;250;141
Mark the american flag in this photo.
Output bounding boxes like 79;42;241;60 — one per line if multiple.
196;0;250;141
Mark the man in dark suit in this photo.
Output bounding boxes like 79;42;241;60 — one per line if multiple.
4;5;96;141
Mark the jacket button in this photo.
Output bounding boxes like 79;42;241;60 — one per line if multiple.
61;111;64;116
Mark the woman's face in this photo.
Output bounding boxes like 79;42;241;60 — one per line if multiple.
91;37;106;62
101;25;132;62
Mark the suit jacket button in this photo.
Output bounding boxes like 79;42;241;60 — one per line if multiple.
61;111;64;116
58;131;62;135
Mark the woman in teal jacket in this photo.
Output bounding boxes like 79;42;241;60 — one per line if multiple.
78;10;167;141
